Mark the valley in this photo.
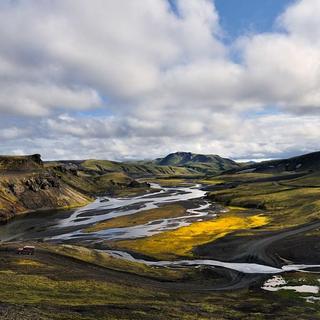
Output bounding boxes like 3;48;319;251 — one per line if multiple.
1;151;320;319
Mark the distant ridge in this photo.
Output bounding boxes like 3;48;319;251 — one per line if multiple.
155;152;240;175
0;154;43;172
228;151;320;174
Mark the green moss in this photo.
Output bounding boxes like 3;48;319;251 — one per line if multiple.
0;271;159;306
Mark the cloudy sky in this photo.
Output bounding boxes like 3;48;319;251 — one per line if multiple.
0;0;319;161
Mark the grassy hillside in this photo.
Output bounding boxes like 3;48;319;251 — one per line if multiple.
80;159;197;177
49;151;241;178
206;171;320;228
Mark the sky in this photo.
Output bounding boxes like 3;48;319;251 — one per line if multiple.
215;0;293;38
0;0;320;161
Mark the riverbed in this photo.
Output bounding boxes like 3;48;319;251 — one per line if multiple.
0;183;213;242
1;183;320;284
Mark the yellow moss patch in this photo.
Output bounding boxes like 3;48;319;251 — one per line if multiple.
198;179;224;185
227;206;247;211
144;178;191;187
113;215;269;259
15;259;45;267
85;204;186;232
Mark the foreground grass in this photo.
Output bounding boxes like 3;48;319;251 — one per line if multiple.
111;212;269;259
42;244;190;281
0;270;160;306
0;265;317;320
85;204;186;233
1;243;319;319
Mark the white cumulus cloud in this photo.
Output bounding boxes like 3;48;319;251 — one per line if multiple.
0;0;320;160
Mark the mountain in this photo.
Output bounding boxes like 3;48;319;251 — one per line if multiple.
55;152;240;177
78;159;198;178
155;152;240;175
228;151;320;174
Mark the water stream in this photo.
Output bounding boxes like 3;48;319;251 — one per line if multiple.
0;183;211;242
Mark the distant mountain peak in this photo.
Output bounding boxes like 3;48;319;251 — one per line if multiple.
155;152;239;175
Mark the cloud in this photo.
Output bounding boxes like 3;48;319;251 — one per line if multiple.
279;0;320;43
0;0;225;116
0;0;320;160
0;111;313;161
0;127;30;139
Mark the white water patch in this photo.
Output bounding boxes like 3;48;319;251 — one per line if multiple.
304;296;320;303
49;184;219;241
282;265;320;272
55;183;207;229
262;275;320;293
93;203;213;239
104;250;320;275
50;200;214;241
264;284;319;294
262;275;287;290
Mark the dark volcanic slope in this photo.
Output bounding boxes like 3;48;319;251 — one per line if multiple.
229;151;320;174
0;154;43;172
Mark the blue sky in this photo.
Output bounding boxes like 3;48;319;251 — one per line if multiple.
215;0;294;39
0;0;319;161
169;0;295;39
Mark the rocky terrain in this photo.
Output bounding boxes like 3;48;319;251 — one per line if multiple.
0;155;151;223
0;154;43;171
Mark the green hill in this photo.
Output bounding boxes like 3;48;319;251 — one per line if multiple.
80;159;197;178
155;152;240;175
